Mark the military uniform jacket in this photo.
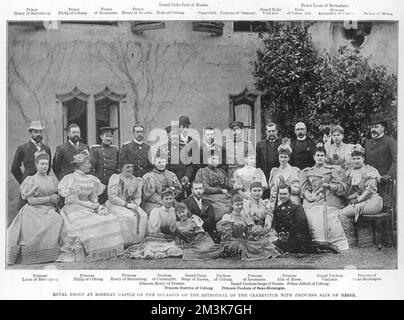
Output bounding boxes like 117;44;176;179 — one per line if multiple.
118;140;152;177
365;135;397;179
90;143;119;185
256;138;282;180
225;139;255;168
200;142;227;171
11;141;51;184
52;141;89;181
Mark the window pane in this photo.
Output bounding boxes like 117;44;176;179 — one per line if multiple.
64;97;87;144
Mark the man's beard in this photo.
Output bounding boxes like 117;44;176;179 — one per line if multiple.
371;131;380;138
33;135;43;143
70;136;80;143
297;133;305;138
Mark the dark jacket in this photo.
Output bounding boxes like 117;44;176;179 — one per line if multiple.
183;196;216;237
290;137;316;170
365;134;397;179
11;141;51;184
200;142;227;172
52;141;89;180
170;136;199;181
256;138;282;180
90;143;119;185
118;140;153;177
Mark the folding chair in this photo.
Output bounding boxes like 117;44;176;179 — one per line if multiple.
354;179;396;250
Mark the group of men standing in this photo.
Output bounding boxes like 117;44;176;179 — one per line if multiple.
10;112;397;225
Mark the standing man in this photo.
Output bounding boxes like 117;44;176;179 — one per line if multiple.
52;123;89;181
90;127;119;204
225;120;255;179
183;181;217;242
256;122;282;181
119;124;152;178
316;112;334;152
11;120;51;219
290;122;316;170
365;114;397;181
200;126;226;171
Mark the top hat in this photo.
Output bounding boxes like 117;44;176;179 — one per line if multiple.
370;114;387;126
28;120;44;131
179;116;191;127
319;113;334;125
229;120;244;129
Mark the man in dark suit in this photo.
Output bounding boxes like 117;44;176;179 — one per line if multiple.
11;120;51;184
52;123;89;181
11;120;52;220
200;126;227;171
365;114;397;180
256;122;282;181
183;181;217;242
118;124;152;178
90;127;119;204
290;122;316;170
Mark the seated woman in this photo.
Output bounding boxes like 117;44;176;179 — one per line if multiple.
233;154;268;198
300;147;349;251
268;144;301;212
57;151;124;262
326;125;355;171
243;181;276;241
272;185;339;254
195;152;233;222
338;144;383;246
105;160;148;248
170;202;223;260
126;189;183;259
216;194;281;261
8;151;63;265
142;154;182;215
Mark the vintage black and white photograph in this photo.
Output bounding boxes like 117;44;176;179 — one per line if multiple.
6;20;398;270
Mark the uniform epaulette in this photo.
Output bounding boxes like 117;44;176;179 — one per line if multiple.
91;144;100;148
123;141;131;145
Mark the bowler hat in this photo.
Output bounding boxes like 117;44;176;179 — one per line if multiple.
319;113;334;125
370;114;387;126
229;120;244;129
28;120;44;131
179;116;191;127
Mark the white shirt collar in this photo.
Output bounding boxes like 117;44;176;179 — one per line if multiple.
69;140;79;148
31;139;41;148
133;139;143;145
180;134;189;143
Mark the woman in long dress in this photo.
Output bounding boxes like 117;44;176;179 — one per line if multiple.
7;151;63;265
233;154;268;199
300;146;349;250
170;202;223;260
217;195;281;261
126;189;183;259
195;153;233;222
142;155;182;215
268;144;301;212
105;160;148;247
326;125;355;171
57;151;124;262
338;144;383;246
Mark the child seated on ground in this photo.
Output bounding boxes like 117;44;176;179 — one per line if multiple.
216;194;281;261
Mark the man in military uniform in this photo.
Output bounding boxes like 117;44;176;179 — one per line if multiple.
365;114;397;181
52;123;89;181
90;127;119;204
11;120;52;221
119;124;152;177
272;185;339;254
225;120;255;179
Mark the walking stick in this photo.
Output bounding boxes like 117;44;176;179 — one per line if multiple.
322;178;328;242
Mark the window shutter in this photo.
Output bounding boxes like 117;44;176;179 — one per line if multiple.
192;22;224;36
131;21;166;33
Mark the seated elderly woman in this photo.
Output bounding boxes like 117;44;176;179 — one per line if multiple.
142;153;182;215
8;151;63;265
126;189;183;259
300;147;349;251
233;154;268;199
105;159;148;248
57;151;124;262
338;144;383;246
326;125;355;171
169;202;223;260
268;144;301;212
217;194;281;261
195;152;233;222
